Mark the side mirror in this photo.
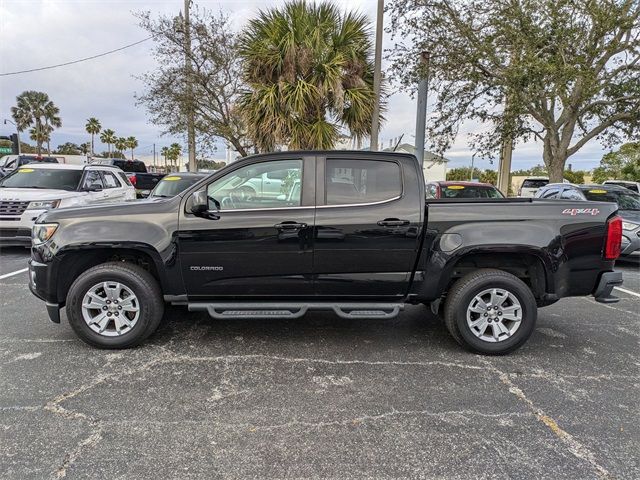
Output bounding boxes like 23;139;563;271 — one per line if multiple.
86;184;103;192
139;189;151;198
188;190;220;219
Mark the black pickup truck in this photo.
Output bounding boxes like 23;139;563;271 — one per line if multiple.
93;158;164;197
29;151;623;354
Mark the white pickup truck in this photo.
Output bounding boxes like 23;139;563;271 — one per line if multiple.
0;163;135;246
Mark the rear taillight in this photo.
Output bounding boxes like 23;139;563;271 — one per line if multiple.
604;216;622;260
129;174;137;187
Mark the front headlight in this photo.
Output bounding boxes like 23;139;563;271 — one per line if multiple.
27;199;60;210
32;223;59;245
622;221;639;231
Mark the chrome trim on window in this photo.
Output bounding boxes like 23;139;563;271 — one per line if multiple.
217;205;314;213
316;195;402;209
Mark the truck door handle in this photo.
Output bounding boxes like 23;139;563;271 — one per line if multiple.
274;221;307;229
377;218;410;227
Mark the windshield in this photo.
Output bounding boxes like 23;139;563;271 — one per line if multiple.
581;188;640;210
522;179;548;189
151;175;202;197
441;185;504;198
0;168;82;191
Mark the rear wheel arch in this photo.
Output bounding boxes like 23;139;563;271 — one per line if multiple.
438;250;551;303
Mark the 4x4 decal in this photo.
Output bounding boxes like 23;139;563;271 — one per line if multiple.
562;208;600;216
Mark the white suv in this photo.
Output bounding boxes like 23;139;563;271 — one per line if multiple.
0;164;135;247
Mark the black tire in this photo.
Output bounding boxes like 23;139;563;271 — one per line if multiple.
443;269;537;355
66;262;164;349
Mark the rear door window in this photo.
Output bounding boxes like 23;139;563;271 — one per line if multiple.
83;170;104;189
325;159;401;205
101;171;121;188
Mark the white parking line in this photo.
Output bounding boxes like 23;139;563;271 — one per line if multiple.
0;267;28;280
614;286;640;298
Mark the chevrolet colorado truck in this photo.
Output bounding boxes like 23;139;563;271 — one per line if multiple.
29;151;624;354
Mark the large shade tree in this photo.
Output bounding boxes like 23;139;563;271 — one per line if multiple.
238;0;380;151
11;91;62;155
387;0;640;182
136;7;251;157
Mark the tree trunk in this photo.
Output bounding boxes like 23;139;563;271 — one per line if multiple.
91;134;94;157
542;130;567;183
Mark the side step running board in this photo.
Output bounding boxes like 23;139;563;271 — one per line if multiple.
187;302;404;320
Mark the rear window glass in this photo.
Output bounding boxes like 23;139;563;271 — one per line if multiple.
441;185;503;198
522;179;548;189
325;159;401;205
151;176;203;197
581;188;640;210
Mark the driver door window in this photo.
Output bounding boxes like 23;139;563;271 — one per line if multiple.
207;159;303;210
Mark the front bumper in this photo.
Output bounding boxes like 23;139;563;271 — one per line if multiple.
28;258;61;323
593;271;623;304
0;209;46;247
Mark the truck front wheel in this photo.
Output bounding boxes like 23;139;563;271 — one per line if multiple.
444;269;537;355
66;262;164;349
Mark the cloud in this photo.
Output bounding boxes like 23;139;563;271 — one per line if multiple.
0;0;612;168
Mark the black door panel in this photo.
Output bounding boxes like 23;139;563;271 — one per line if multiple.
313;156;423;298
179;209;314;297
177;156;315;299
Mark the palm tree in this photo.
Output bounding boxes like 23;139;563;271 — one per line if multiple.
29;125;52;153
43;102;61;155
115;137;128;156
126;136;138;160
100;129;116;157
169;143;181;171
160;146;169;171
85;118;101;156
11;91;63;155
237;1;379;151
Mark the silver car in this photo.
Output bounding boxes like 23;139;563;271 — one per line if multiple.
535;183;640;255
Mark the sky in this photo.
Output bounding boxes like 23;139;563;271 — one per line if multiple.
0;0;614;170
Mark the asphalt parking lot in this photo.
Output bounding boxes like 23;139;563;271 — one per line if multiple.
1;248;638;479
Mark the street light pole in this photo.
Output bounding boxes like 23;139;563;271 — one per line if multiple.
184;0;196;172
414;52;430;168
370;0;384;151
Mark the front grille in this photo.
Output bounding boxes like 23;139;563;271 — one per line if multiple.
0;201;29;216
0;227;31;238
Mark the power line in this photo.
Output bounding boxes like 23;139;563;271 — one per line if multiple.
0;36;154;77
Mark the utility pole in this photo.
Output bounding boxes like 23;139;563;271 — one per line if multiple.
370;0;384;151
414;51;430;167
183;0;196;172
152;143;156;169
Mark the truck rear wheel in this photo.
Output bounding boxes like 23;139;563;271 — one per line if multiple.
443;269;537;355
66;262;164;349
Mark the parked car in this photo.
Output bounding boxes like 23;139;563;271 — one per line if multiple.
93;158;165;198
535;183;640;255
30;151;623;354
0;155;59;178
518;177;550;197
0;154;89;178
603;180;640;193
426;181;504;199
148;172;207;199
0;163;135;247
